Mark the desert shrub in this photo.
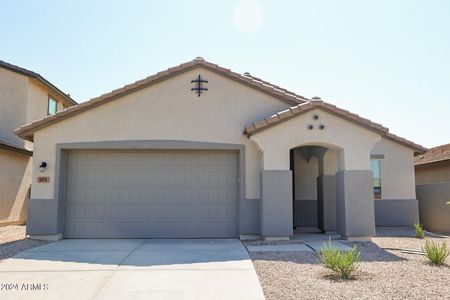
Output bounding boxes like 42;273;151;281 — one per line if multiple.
318;240;360;279
414;223;425;239
423;240;449;265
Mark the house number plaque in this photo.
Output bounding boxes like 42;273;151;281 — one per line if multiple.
37;176;50;183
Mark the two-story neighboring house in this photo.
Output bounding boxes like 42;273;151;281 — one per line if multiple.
0;60;77;226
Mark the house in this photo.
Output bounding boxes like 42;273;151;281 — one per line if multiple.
15;57;426;241
415;144;450;233
0;60;77;226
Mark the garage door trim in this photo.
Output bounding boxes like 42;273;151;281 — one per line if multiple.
53;140;245;238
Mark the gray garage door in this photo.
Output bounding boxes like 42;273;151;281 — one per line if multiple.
64;150;239;238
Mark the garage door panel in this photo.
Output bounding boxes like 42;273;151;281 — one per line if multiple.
64;150;238;238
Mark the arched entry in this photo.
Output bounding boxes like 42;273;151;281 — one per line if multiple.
247;106;381;240
290;144;342;234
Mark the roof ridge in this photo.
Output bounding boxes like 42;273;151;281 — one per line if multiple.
244;100;427;154
244;74;309;101
15;57;309;141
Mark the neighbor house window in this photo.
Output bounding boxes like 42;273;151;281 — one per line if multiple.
371;159;382;199
48;97;57;115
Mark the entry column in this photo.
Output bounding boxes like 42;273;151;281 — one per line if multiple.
260;170;293;239
336;170;375;241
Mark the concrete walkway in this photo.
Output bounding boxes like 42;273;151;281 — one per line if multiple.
0;239;265;300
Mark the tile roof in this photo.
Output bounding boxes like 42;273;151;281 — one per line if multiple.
243;99;427;154
15;57;308;142
415;143;450;165
0;60;77;106
0;139;32;156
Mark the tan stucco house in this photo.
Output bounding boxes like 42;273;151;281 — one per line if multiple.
0;60;77;226
415;144;450;233
15;57;427;240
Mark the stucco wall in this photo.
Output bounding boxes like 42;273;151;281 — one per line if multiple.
31;67;290;200
324;150;338;175
24;80;55;150
294;150;318;200
416;183;450;233
0;68;28;147
374;199;419;227
415;161;450;185
251;109;381;171
0;150;31;225
370;137;416;199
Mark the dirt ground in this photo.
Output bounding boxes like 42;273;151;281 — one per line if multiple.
250;228;450;300
0;225;50;262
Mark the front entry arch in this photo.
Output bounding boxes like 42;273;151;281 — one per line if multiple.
249;108;380;240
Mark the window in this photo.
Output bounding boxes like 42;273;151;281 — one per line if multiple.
48;97;57;115
371;159;382;199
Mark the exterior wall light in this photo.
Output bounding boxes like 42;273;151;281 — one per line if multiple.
39;161;47;172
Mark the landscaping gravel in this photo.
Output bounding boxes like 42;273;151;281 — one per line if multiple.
248;228;450;300
0;225;50;262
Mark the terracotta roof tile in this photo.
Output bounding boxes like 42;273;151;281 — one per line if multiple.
244;100;426;154
415;143;450;165
16;57;308;141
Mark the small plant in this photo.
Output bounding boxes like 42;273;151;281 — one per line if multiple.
318;239;360;279
423;240;449;265
414;223;425;239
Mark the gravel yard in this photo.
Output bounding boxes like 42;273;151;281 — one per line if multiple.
0;225;50;262
247;228;450;300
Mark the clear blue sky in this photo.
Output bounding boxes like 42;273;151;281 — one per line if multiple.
1;0;449;148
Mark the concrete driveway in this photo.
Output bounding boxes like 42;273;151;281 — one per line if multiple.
0;239;265;300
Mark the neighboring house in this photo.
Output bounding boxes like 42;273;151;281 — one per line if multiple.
415;144;450;233
15;57;426;241
0;60;77;226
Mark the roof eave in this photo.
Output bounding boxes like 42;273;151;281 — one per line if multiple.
415;158;450;167
33;76;78;106
244;101;428;155
15;58;308;138
0;60;77;106
0;142;33;156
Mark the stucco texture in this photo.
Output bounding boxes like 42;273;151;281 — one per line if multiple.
416;183;450;233
415;161;450;185
0;151;31;225
250;108;381;171
0;68;28;147
0;67;65;226
31;67;290;200
371;137;416;199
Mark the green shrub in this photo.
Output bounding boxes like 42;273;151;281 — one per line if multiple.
318;240;360;279
423;240;449;265
414;223;425;239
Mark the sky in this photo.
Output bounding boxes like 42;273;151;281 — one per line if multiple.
1;0;449;148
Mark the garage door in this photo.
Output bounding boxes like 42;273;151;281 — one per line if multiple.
64;150;239;238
